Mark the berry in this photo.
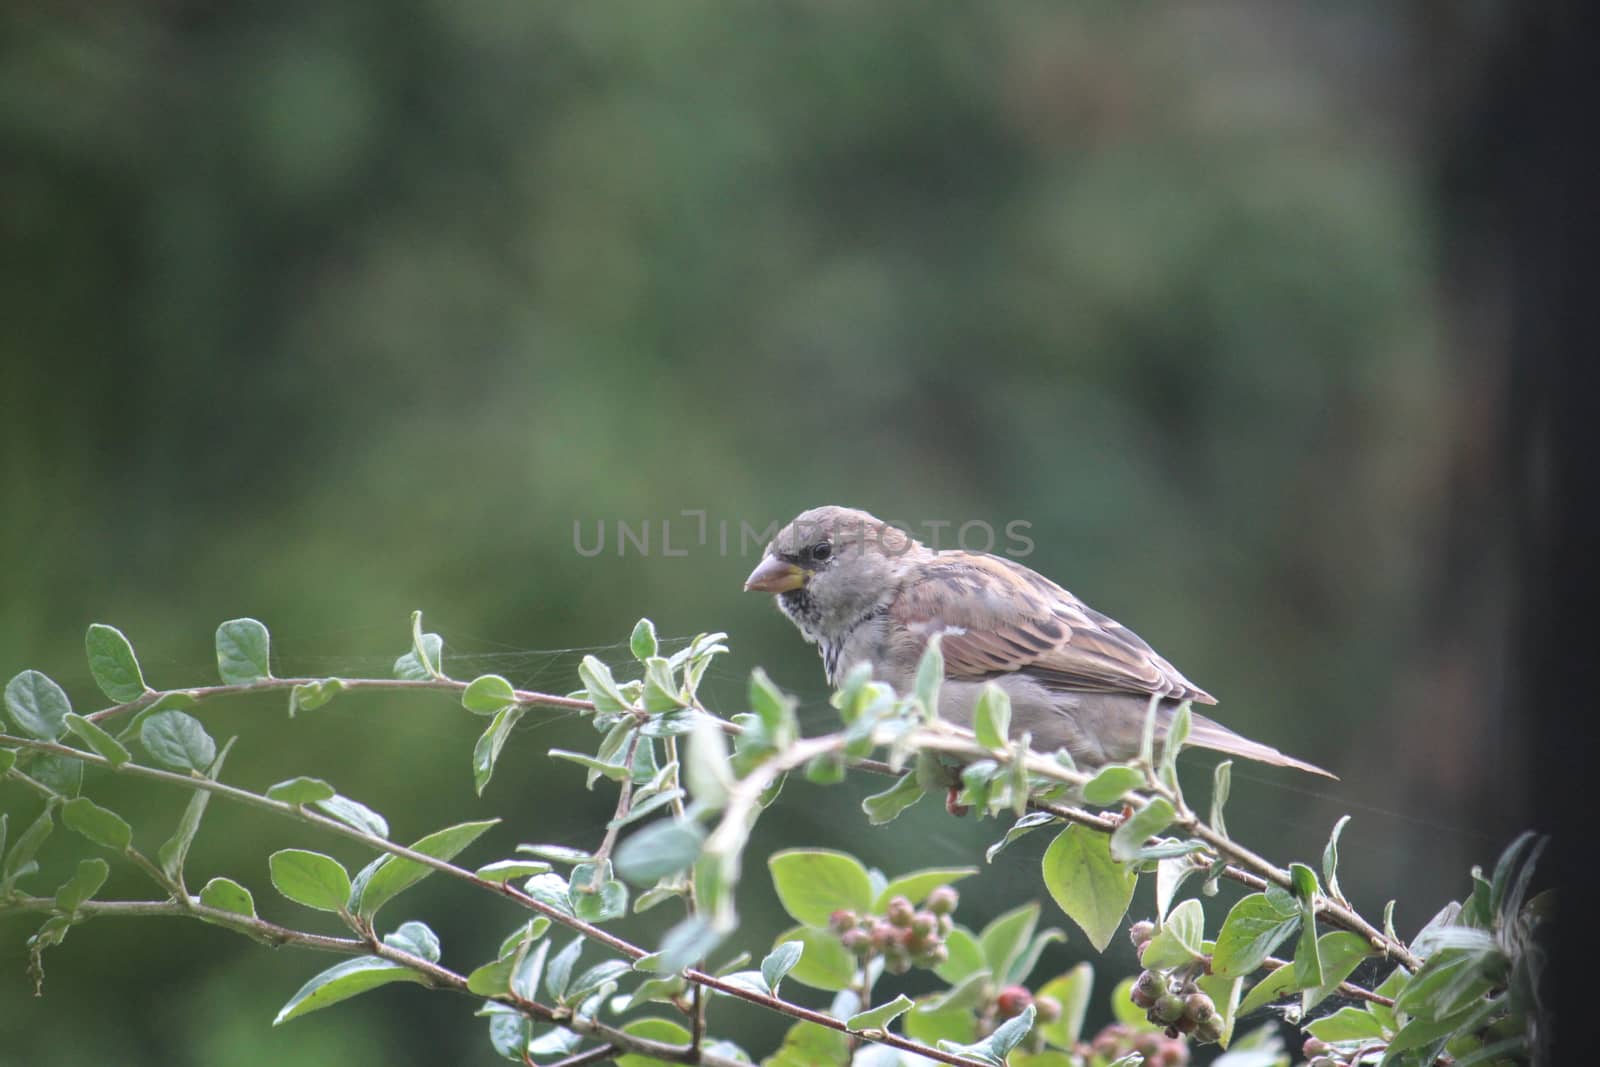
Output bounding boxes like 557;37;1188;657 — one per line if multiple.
1130;969;1164;1009
927;885;959;915
1184;992;1216;1023
1128;920;1157;948
1302;1037;1330;1058
840;929;870;957
1195;1015;1224;1043
870;920;897;950
886;896;915;928
911;911;938;937
1152;992;1186;1025
1308;1059;1338;1067
829;910;857;934
995;986;1034;1018
1033;995;1062;1023
923;942;949;967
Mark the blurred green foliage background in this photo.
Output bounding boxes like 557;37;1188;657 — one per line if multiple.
2;3;1526;1064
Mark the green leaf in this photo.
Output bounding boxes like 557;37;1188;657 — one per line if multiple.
861;773;926;825
1395;948;1498;1022
545;936;583;1000
463;674;518;715
315;794;389;838
158;736;235;880
629;618;659;661
384;920;441;962
1305;1004;1387;1043
766;1021;851;1067
473;704;525;795
1289;862;1320;901
874;867;979;912
1036;963;1093;1049
1110;797;1176;861
1140;898;1205;968
774;925;856;991
270;849;352;912
548;747;630;784
986;811;1058;863
215;618;271;684
748;668;798;743
615;820;705;885
570;873;630;923
929;925;982;985
63;713;131;767
760;940;803;995
973;683;1011;748
616;1017;693;1067
939;1003;1035;1065
138;710;216;772
1082;764;1144;806
1158;701;1191;782
266;777;337;805
393;612;444;680
1323;814;1351;903
53;858;110;912
1155;854;1197;920
578;656;628;714
272;956;427;1024
357;818;498;920
906;1000;979;1048
1210;892;1301;978
199;876;256;918
1292;895;1324;989
848;994;914;1032
685;713;733;809
642;657;685;713
768;849;874;927
475;859;553;883
1195;971;1243;1048
288;678;344;716
5;670;72;740
2;804;54;888
31;751;84;796
1210;760;1231;838
62;797;132;851
979;901;1040;983
1042;825;1138;952
1302;930;1373;1012
85;624;148;702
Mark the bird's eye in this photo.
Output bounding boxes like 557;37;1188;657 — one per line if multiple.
811;541;833;562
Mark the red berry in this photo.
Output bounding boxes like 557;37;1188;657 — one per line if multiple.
829;909;857;934
995;985;1034;1018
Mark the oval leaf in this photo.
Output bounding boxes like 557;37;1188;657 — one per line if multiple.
1211;892;1301;978
199;876;257;918
64;712;131;767
85;624;148;702
273;956;427;1024
139;710;217;772
5;670;72;740
216;618;271;684
1042;826;1137;952
266;777;337;805
61;797;132;851
463;674;518;715
270;849;352;912
768;849;874;927
357;818;498;920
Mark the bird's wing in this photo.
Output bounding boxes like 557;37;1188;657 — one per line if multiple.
889;552;1216;704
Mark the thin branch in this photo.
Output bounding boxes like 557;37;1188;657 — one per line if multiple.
546;1046;619;1067
1259;955;1397;1009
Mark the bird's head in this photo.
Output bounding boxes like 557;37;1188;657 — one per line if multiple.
744;506;923;641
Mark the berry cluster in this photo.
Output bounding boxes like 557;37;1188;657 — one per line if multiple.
986;984;1063;1053
1083;1022;1190;1066
1128;921;1223;1044
829;884;959;975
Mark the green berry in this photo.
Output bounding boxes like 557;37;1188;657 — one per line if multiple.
927;885;959;915
1034;995;1062;1023
829;910;857;934
1184;992;1215;1023
886;896;915;928
1152;992;1186;1025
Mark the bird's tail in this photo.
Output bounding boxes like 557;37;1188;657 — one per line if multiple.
1187;713;1338;780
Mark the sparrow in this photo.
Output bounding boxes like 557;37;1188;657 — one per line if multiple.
743;506;1333;797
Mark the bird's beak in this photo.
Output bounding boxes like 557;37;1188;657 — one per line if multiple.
743;555;805;593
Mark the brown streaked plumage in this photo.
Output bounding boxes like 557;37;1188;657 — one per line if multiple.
744;505;1333;785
